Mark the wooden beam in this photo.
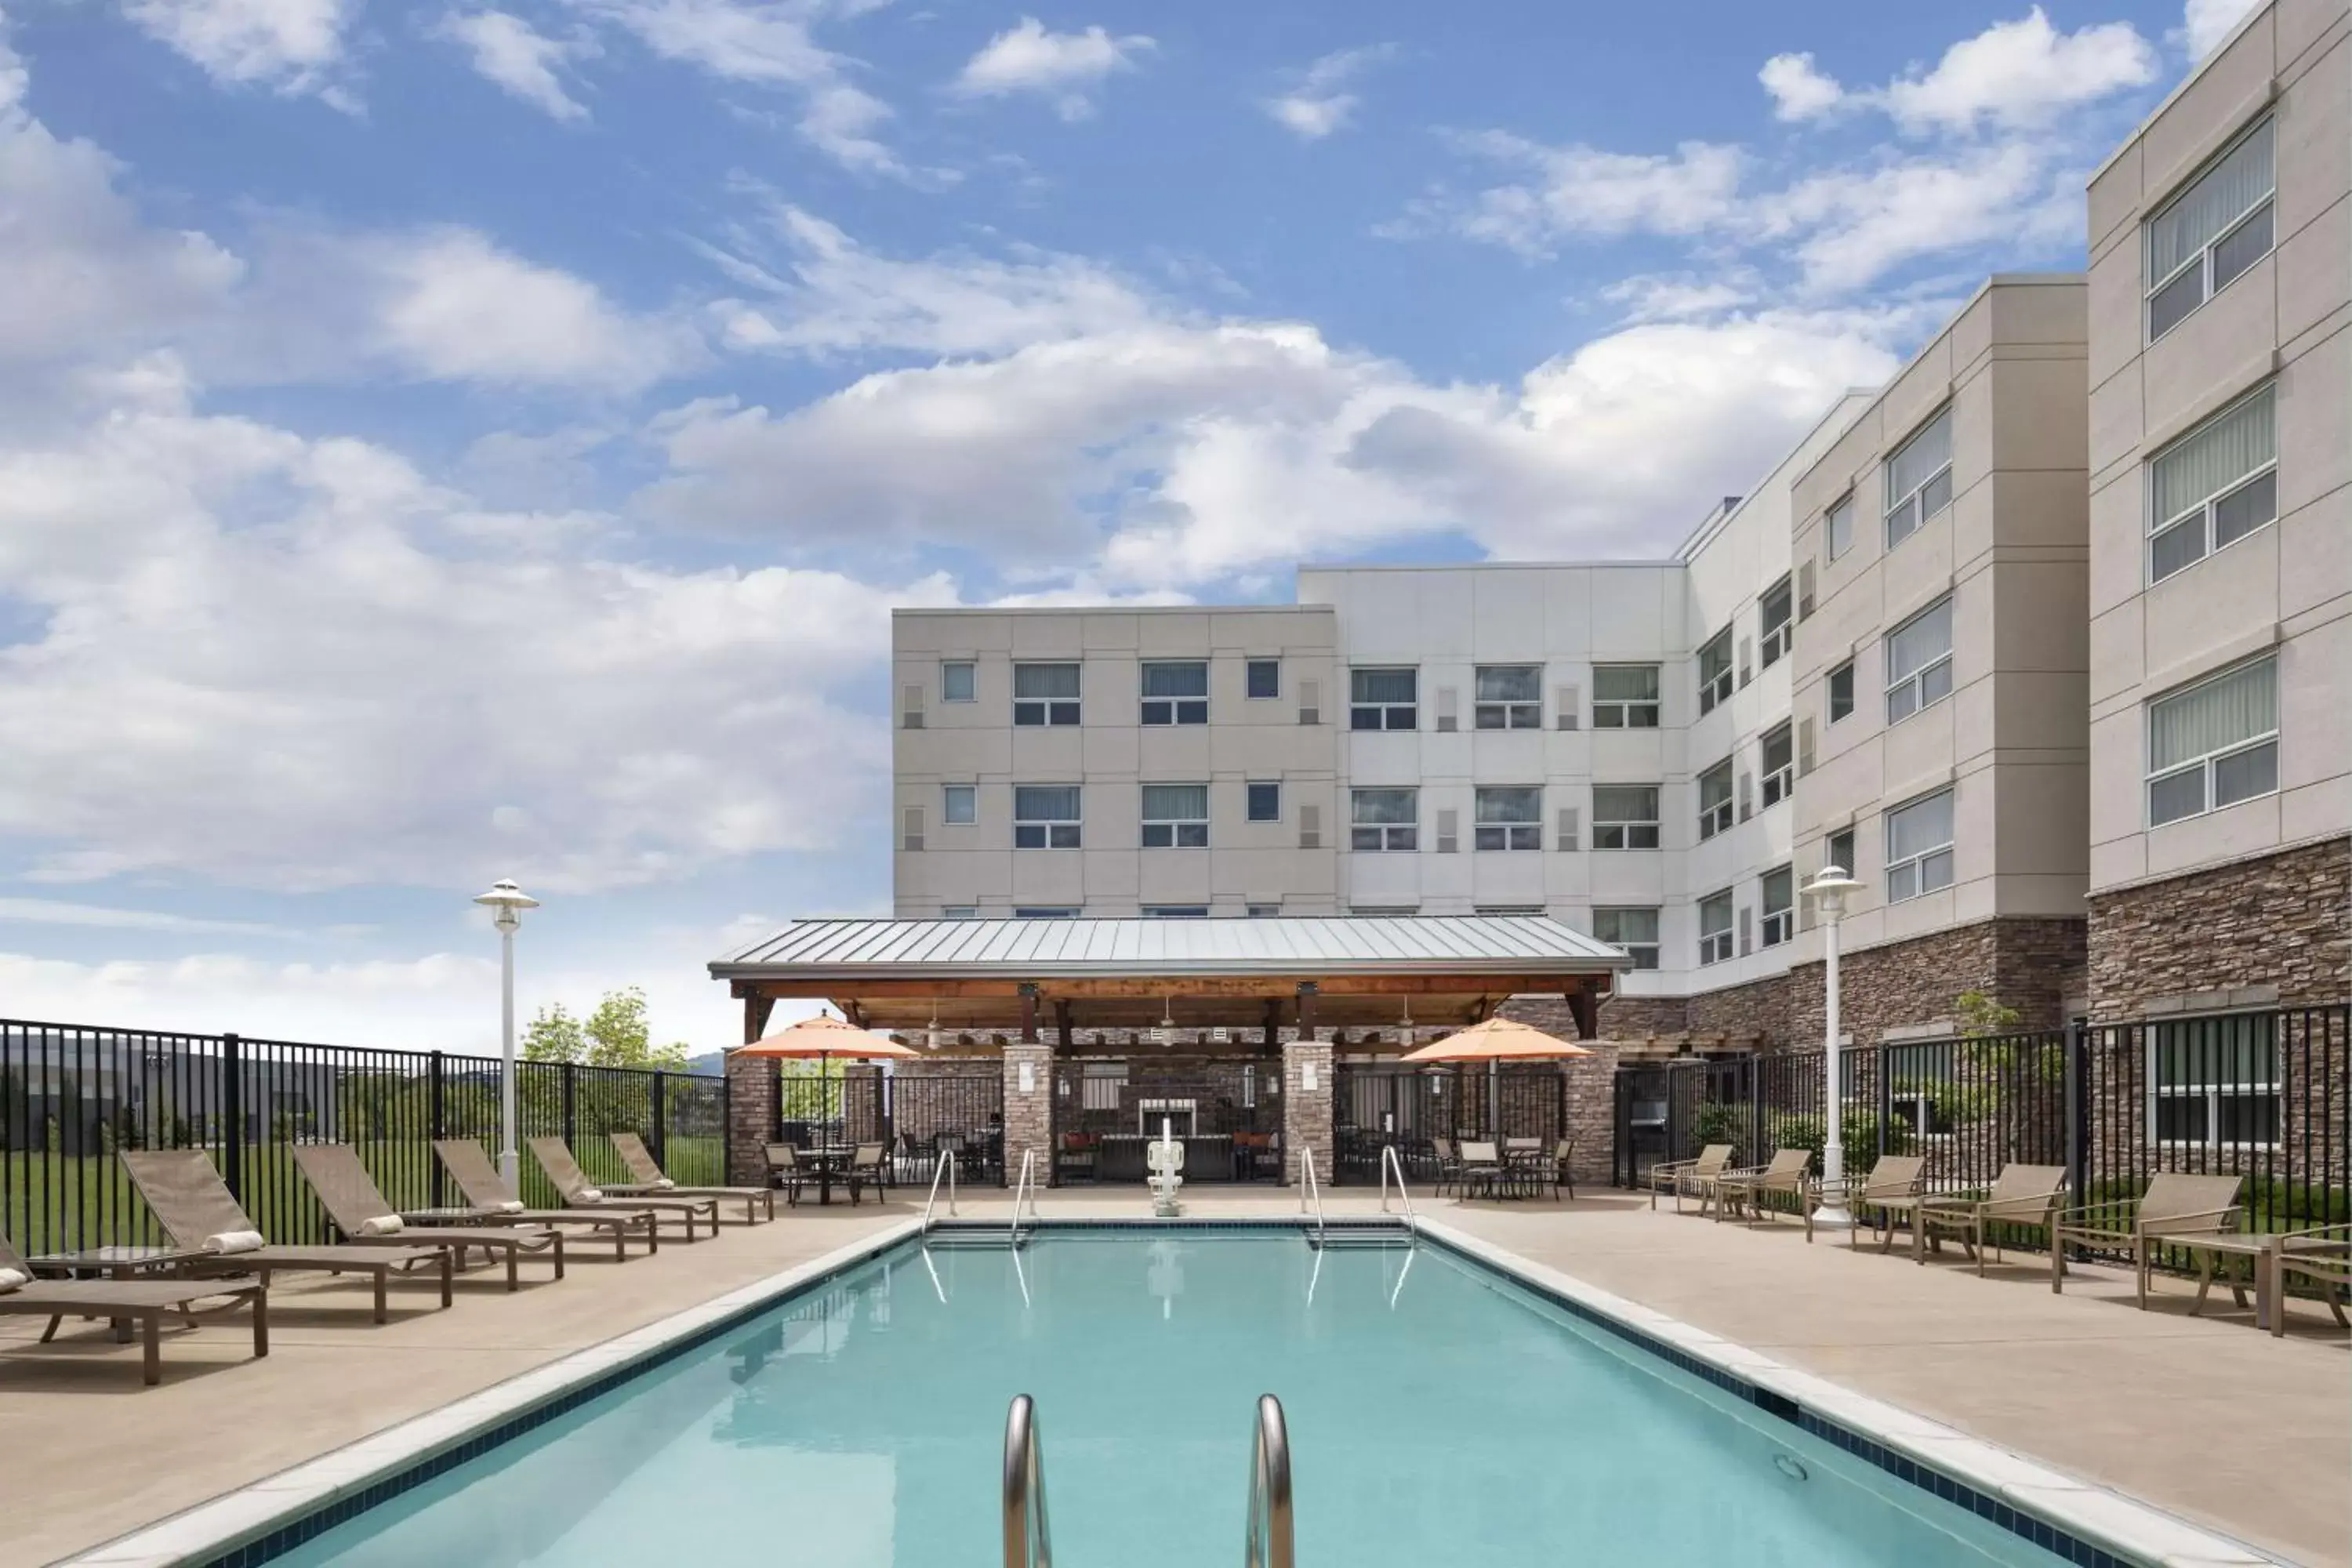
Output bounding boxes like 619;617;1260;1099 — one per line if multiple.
1295;982;1316;1042
1018;983;1040;1044
742;993;775;1044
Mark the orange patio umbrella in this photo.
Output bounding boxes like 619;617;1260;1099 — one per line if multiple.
731;1013;922;1142
1398;1016;1593;1143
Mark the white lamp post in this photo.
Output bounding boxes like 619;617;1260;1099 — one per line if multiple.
472;879;540;1189
1803;864;1862;1228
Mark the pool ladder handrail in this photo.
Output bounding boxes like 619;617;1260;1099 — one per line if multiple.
1244;1393;1295;1568
1009;1149;1040;1248
1298;1147;1325;1247
1377;1143;1417;1240
1003;1393;1053;1568
922;1148;958;1230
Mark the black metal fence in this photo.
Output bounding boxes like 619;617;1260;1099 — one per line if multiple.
1613;1004;2350;1240
1334;1062;1567;1183
1;1018;728;1257
760;1062;1007;1185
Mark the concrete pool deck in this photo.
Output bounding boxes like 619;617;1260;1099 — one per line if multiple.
3;1186;2343;1567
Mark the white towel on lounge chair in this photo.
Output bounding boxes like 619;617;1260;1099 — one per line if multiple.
577;1187;603;1202
357;1214;405;1236
0;1266;28;1292
203;1229;267;1254
498;1200;524;1214
651;1178;674;1190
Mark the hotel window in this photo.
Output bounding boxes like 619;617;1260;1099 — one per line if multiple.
1350;787;1418;851
1015;906;1080;918
1246;781;1282;822
1141;783;1210;848
1592;664;1661;728
1884;597;1954;725
1013;662;1081;726
1247;902;1282;917
1593;907;1660;971
941;661;975;702
941;906;978;920
1759;578;1794;669
2147;115;2274;343
1883;406;1953;550
1827;827;1856;876
1697;760;1733;840
1012;786;1081;849
1884;789;1955;903
1696;630;1733;715
1825;492;1855;561
2147;655;2278;827
1759;866;1794;948
1140;661;1209;725
2147;383;2276;584
941;784;977;826
1143;906;1208;918
2149;1012;2278;1149
1474;786;1542;851
1246;659;1281;699
1697;891;1734;967
1759;723;1794;809
1474;665;1543;729
1350;667;1418;731
1828;660;1855;724
1592;786;1661;851
1082;1060;1127;1111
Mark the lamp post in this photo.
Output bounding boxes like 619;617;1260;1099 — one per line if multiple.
1803;864;1862;1228
472;879;541;1189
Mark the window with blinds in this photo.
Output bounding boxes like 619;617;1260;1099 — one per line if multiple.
1759;866;1794;947
1350;787;1417;851
1013;662;1081;726
1141;782;1210;848
1697;629;1733;714
1697;890;1734;966
1474;786;1542;851
1759;723;1794;808
1474;665;1543;728
1592;664;1661;728
1758;577;1793;667
1139;661;1209;725
2147;116;2274;342
2147;656;2278;826
1885;596;1954;725
2149;1011;2279;1149
1593;907;1659;969
2148;383;2276;583
1885;789;1955;903
1826;492;1855;560
1884;406;1953;550
1697;759;1733;840
1012;785;1081;848
1592;785;1660;850
1349;667;1417;730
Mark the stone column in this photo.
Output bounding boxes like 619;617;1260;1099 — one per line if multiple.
1281;1039;1334;1188
725;1050;776;1187
1002;1044;1054;1190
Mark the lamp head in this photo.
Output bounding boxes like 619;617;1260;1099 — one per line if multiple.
472;878;540;933
1803;866;1862;923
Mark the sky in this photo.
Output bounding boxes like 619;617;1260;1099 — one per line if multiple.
0;0;2265;1054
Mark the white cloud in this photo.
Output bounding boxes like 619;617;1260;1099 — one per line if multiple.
0;898;304;937
952;16;1152;121
2182;0;2263;59
1756;143;2078;293
1265;45;1391;140
1439;133;1745;256
435;9;597;122
1599;274;1760;324
1759;52;1843;122
122;0;357;104
1876;8;2157;135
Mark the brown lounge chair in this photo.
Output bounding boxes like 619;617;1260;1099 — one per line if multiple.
528;1138;718;1240
0;1229;267;1385
120;1149;451;1322
1648;1144;1733;1212
1833;1154;1927;1253
605;1132;775;1223
292;1145;564;1289
2050;1171;2245;1310
1708;1148;1817;1238
2269;1225;2352;1338
432;1139;658;1259
1916;1163;2067;1274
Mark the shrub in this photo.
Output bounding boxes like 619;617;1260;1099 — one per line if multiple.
1764;1108;1911;1168
1690;1102;1742;1152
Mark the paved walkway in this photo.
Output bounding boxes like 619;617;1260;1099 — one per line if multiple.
3;1185;2343;1566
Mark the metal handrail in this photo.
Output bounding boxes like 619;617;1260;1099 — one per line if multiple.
1010;1149;1040;1247
923;1149;959;1229
1379;1143;1417;1238
1244;1394;1294;1568
1004;1394;1053;1568
1298;1148;1325;1247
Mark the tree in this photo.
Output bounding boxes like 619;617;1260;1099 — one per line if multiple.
524;988;690;1071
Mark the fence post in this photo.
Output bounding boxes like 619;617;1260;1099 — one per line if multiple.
1875;1044;1890;1160
561;1061;577;1155
721;1067;732;1185
428;1051;446;1207
651;1070;667;1167
220;1031;245;1207
2063;1016;2088;1221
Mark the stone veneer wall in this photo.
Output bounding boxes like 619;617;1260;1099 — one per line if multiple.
2085;838;2350;1019
1786;916;2086;1044
1000;1044;1054;1186
724;1047;777;1188
1281;1040;1333;1188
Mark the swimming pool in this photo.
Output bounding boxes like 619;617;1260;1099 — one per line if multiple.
249;1227;2092;1568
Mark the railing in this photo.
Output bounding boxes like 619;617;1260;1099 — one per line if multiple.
923;1147;959;1229
1298;1147;1325;1247
1010;1149;1040;1247
1378;1142;1417;1238
1244;1393;1294;1568
1003;1393;1053;1568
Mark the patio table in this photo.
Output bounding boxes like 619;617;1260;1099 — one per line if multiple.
2179;1231;2352;1331
801;1146;855;1205
27;1245;210;1343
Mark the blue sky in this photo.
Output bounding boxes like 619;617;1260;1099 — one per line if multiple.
0;0;2258;1051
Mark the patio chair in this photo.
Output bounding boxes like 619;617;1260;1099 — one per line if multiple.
1549;1138;1577;1203
432;1138;659;1258
763;1143;806;1207
1831;1154;1927;1253
1647;1145;1733;1214
2050;1172;2245;1311
1915;1163;2067;1275
1430;1138;1463;1198
1456;1140;1505;1202
844;1143;890;1205
292;1144;564;1289
606;1132;775;1224
1708;1149;1816;1239
0;1226;267;1386
528;1138;719;1241
2269;1225;2352;1338
120;1149;452;1323
1054;1133;1097;1185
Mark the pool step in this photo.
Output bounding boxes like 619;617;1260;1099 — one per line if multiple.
1310;1221;1414;1250
923;1228;1030;1250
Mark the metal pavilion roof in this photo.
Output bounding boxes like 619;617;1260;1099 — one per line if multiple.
710;914;1631;982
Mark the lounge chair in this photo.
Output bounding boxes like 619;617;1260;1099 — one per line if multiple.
2269;1225;2351;1338
1647;1145;1733;1213
2049;1172;2245;1310
844;1142;889;1205
0;1229;267;1385
433;1139;659;1258
605;1132;775;1224
763;1143;806;1207
120;1149;451;1322
1831;1154;1927;1253
292;1145;564;1289
1708;1149;1816;1239
1915;1163;2067;1274
528;1138;718;1240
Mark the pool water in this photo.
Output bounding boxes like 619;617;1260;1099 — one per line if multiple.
275;1231;2058;1567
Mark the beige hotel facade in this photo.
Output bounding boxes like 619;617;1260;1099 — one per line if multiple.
889;0;2348;1047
